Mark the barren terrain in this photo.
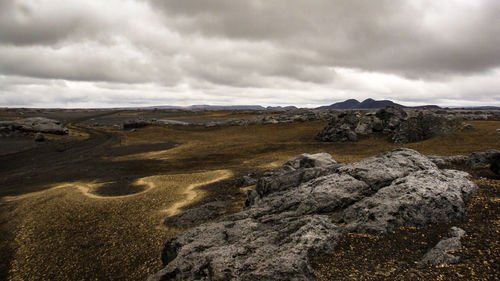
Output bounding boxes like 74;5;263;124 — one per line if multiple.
0;109;499;280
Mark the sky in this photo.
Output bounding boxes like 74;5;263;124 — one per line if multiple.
0;0;499;108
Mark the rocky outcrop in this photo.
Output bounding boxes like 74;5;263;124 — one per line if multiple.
375;106;408;132
150;149;476;281
315;112;382;142
122;119;157;130
317;107;463;144
392;112;462;143
465;149;500;168
0;117;68;135
428;149;500;175
420;227;466;265
427;155;467;166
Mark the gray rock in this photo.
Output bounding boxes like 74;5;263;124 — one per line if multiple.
34;132;46;142
375;106;407;130
150;149;477;280
463;124;475;130
392;112;462;144
1;117;68;135
281;152;337;172
250;153;338;202
241;175;257;186
165;201;230;228
342;169;476;234
427;155;467;166
420;227;466;265
122;119;154;130
466;149;500;168
316;112;362;142
318;107;462;144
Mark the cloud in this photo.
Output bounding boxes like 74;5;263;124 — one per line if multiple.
0;0;499;107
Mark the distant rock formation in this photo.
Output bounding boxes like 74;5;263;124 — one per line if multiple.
149;149;476;281
428;149;500;175
392;112;462;143
122;119;157;130
317;98;404;110
316;98;442;110
0;117;68;136
317;107;462;144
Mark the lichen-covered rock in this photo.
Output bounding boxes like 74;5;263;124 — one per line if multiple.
150;149;477;281
392;112;462;143
376;106;408;130
316;112;380;142
317;107;462;144
420;227;466;265
342;169;476;234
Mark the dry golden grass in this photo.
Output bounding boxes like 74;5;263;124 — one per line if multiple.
117;120;499;167
164;110;278;121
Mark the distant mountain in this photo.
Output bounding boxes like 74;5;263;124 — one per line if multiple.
266;106;298;110
317;98;403;109
456;106;500;110
317;98;441;110
358;98;403;109
186;105;265;110
316;99;360;109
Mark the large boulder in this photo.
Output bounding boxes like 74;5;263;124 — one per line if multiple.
392;112;462;143
317;107;462;144
0;117;68;135
150;149;477;281
316;112;380;142
122;119;155;130
375;106;408;131
465;149;500;168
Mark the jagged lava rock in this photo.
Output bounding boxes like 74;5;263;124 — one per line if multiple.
150;149;477;281
420;227;466;265
392;112;462;144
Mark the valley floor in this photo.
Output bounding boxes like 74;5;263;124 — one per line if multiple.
0;110;498;280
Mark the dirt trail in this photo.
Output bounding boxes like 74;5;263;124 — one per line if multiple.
163;170;233;217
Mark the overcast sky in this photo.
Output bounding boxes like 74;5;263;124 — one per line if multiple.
1;0;499;108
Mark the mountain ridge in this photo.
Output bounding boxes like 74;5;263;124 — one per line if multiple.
316;98;441;109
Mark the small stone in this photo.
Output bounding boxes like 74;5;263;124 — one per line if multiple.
34;132;46;142
420;227;466;265
462;124;475;130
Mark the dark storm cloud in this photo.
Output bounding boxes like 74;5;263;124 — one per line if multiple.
152;0;500;77
0;0;499;107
